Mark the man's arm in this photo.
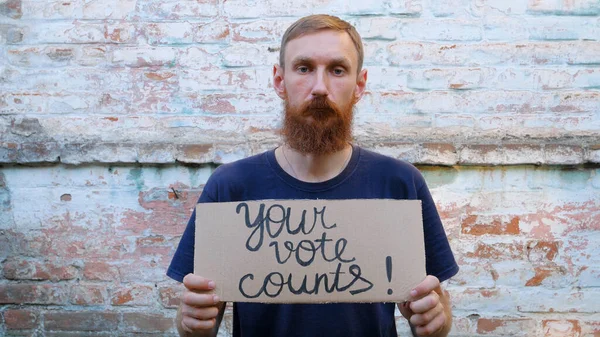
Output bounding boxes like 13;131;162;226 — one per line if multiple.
398;276;453;337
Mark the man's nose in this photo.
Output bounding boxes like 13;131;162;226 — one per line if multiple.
311;69;329;97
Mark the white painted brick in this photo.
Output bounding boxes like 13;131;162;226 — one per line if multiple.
19;1;79;20
348;17;402;41
195;20;230;44
587;147;600;164
369;143;421;163
74;45;110;67
20;0;137;20
407;68;488;90
433;114;477;129
368;91;416;114
179;68;270;92
388;0;423;15
178;46;223;70
80;0;137;19
527;0;600;15
112;47;177;67
517;288;600;313
365;67;409;90
105;22;137;44
483;16;529;41
478;0;529;15
221;43;278;67
413;91;465;113
136;0;219;19
528;17;600;41
573;69;600;89
13;22;107;44
223;0;304;19
387;41;429;66
400;19;482;41
4;67;133;94
428;0;474;17
232;19;294;43
362;41;389;66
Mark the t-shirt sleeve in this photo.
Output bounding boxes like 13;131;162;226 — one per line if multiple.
166;181;218;283
417;174;459;283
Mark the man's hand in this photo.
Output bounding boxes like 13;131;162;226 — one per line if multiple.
177;274;225;336
398;275;452;337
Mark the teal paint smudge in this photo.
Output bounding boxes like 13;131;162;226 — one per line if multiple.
127;168;145;191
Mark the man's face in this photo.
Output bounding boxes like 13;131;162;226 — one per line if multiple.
273;29;367;154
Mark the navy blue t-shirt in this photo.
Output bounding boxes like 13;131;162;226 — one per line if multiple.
167;145;459;337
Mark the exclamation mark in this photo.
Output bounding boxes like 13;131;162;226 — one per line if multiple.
386;256;393;295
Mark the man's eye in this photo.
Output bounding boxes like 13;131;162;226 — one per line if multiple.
298;66;309;73
333;68;344;75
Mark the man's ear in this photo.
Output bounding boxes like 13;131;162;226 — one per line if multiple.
273;64;286;100
354;68;368;103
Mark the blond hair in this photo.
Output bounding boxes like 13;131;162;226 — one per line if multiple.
279;14;364;73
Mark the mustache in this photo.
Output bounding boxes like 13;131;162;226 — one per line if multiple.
301;96;339;117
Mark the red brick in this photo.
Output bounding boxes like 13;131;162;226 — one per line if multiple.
0;284;67;305
462;215;521;235
111;284;154;306
45;332;113;337
159;285;182;308
118;259;171;283
136;235;167;246
527;241;560;262
467;242;526;260
119;185;197;236
70;285;107;305
525;265;567;287
543;319;581;337
121;312;175;333
477;317;537;335
3;309;39;329
83;262;119;281
44;311;119;331
33;262;78;281
2;258;35;279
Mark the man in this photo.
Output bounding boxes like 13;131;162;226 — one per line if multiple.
167;14;459;337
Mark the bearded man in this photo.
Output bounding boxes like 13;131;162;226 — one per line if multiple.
167;14;459;337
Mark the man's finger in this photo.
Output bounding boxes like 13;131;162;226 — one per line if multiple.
414;310;446;336
182;292;220;307
410;275;440;300
409;291;439;314
183;305;220;320
181;316;216;331
409;301;443;326
183;273;216;291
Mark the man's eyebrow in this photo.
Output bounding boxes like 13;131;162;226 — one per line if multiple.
291;56;314;66
329;57;352;68
290;56;352;68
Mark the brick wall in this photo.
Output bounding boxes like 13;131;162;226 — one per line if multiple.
1;0;598;336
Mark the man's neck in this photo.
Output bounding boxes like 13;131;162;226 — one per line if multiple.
276;144;353;183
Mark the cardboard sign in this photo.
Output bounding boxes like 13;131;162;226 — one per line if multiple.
194;199;426;303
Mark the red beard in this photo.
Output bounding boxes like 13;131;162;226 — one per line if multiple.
281;96;354;155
